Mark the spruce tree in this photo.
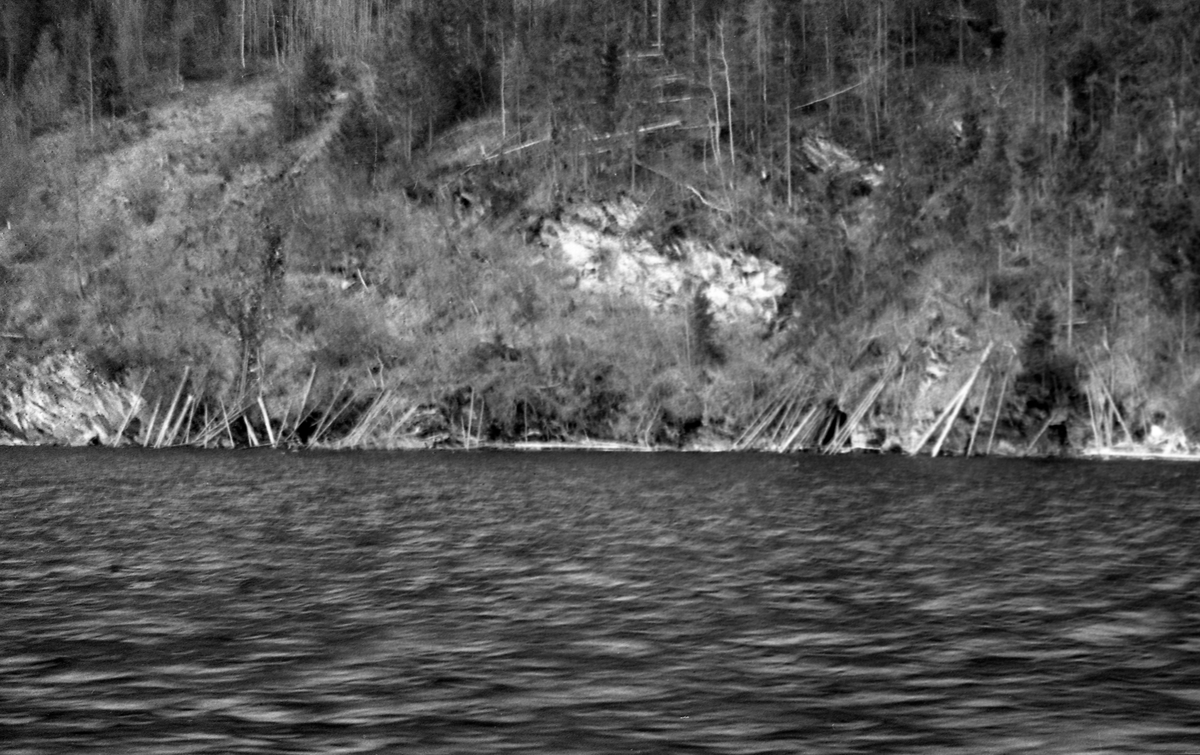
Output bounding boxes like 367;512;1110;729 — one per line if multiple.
689;285;724;367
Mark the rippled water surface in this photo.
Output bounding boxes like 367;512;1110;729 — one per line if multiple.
2;448;1200;754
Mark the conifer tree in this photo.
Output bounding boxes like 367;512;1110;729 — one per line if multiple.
20;29;67;134
689;285;724;367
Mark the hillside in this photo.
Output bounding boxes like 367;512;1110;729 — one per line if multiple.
0;67;1123;453
3;1;1200;455
0;70;804;450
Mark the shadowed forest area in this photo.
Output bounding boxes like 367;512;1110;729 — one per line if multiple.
3;0;1200;452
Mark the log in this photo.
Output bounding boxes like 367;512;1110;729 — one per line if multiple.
966;375;992;457
909;343;993;456
930;343;992;457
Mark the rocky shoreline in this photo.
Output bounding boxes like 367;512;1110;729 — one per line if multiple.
3;348;1192;460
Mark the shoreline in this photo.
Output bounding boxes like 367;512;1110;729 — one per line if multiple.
5;432;1198;461
3;347;1193;460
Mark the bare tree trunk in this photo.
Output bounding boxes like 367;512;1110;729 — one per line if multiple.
758;3;767;145
958;0;965;65
707;38;721;166
515;44;522;143
1067;238;1075;349
785;38;792;209
270;2;279;64
825;20;834;131
73;135;84;298
720;19;734;173
880;1;889;125
657;0;663;50
500;32;507;142
690;0;697;68
910;5;916;68
86;2;95;134
1;4;15;91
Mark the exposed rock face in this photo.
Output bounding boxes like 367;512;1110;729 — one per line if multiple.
0;352;138;446
542;197;786;324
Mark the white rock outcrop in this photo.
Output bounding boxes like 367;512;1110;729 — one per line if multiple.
543;199;786;324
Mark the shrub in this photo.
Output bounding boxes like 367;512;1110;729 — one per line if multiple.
217;127;275;181
84;217;127;265
310;298;401;372
271;82;302;142
534;335;629;438
126;170;162;225
1013;303;1086;442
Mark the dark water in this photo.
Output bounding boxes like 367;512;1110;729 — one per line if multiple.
2;449;1199;754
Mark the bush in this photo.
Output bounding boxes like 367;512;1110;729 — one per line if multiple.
126;170;162;225
1013;303;1085;442
217;127;275;182
310;298;401;372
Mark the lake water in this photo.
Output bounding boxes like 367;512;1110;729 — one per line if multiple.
1;448;1199;754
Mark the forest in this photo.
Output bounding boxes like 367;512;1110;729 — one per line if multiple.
2;0;1200;452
